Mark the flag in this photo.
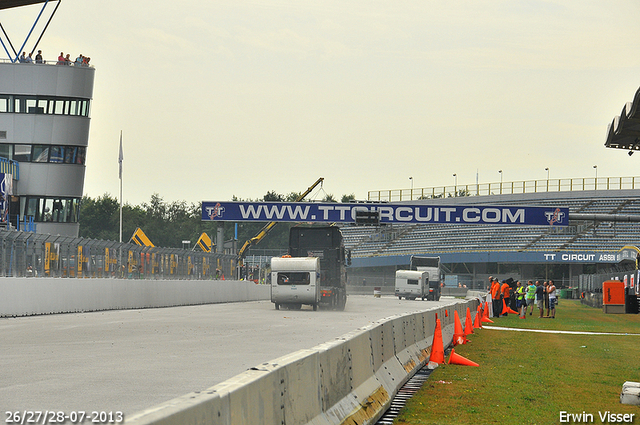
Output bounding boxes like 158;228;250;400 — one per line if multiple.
195;232;213;252
118;131;123;179
130;227;155;247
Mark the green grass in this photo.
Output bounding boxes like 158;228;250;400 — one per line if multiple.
394;300;640;425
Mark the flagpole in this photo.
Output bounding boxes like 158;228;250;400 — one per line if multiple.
118;131;123;277
119;130;123;243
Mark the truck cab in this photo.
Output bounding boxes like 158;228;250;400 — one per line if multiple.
270;256;320;310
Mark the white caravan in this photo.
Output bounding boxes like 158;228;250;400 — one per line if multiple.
395;270;429;300
270;256;320;310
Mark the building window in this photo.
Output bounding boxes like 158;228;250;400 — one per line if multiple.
14;144;31;162
50;146;64;163
32;145;49;162
0;144;12;159
64;146;77;164
0;96;9;113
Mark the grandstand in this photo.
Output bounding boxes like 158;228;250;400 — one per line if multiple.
341;183;640;289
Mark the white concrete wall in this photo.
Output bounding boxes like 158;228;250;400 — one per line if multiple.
126;299;480;425
0;278;270;317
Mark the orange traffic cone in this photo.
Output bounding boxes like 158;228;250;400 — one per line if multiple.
429;317;444;364
474;305;482;329
453;310;466;345
502;299;518;315
481;302;494;324
464;307;474;337
448;348;479;367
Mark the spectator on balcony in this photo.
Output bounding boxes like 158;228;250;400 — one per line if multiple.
35;50;43;63
57;52;65;65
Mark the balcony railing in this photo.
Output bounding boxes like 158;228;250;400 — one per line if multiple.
368;176;640;202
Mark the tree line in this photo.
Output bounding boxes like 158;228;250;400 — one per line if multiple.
79;192;356;251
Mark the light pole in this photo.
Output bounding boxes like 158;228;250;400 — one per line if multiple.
409;176;413;199
498;170;503;193
545;167;549;191
453;173;457;197
593;165;598;190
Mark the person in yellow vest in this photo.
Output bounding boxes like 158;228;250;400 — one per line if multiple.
515;281;527;318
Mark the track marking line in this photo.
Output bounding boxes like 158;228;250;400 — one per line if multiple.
483;325;640;335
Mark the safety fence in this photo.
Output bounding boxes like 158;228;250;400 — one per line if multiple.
368;176;640;202
0;229;237;279
578;268;639;295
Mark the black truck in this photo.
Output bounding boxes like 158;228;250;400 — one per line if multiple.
289;226;348;310
410;255;442;301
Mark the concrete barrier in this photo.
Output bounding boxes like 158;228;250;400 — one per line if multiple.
0;278;270;317
127;298;481;425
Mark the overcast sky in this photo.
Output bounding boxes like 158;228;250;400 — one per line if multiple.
3;0;640;205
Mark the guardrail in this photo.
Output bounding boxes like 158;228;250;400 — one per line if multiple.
368;176;640;202
126;297;482;425
0;278;270;317
0;58;94;68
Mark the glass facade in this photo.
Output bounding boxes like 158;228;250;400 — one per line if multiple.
0;143;86;164
0;94;90;117
20;196;80;223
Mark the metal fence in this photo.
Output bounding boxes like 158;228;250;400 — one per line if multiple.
368;176;640;202
578;268;638;294
0;229;238;279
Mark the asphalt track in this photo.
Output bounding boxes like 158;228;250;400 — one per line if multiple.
0;295;458;418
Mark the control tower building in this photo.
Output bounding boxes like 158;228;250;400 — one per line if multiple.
0;0;94;236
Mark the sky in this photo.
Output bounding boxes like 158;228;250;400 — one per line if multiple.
2;0;640;205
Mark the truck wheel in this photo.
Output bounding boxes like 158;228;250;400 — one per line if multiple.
313;303;318;311
292;303;302;310
398;296;402;300
336;293;347;311
275;303;280;310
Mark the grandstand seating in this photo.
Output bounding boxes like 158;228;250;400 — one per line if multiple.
341;194;640;257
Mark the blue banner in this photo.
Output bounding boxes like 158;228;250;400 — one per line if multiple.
201;201;569;226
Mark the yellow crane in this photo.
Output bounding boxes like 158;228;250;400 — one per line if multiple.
237;177;324;267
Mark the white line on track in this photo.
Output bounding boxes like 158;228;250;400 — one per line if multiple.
482;326;640;336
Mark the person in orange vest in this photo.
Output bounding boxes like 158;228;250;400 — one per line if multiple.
491;278;502;317
500;280;511;316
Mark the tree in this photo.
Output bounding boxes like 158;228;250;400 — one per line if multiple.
341;193;356;203
263;191;284;202
79;194;119;240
